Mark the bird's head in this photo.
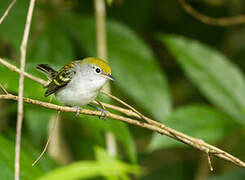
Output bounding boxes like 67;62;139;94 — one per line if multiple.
78;57;114;81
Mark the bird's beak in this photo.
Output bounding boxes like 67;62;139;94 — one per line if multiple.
102;72;114;81
107;74;114;81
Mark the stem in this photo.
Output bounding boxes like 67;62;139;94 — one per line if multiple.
0;0;16;24
179;0;245;26
15;0;36;179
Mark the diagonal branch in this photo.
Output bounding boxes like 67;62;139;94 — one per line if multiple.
0;58;47;85
0;57;245;169
179;0;245;26
0;82;8;94
0;93;245;168
32;111;61;166
0;0;16;24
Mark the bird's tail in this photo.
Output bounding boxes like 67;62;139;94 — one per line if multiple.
36;64;57;80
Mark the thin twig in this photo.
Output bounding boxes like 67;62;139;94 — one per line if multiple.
15;0;36;180
207;151;214;171
0;58;47;85
0;0;16;24
100;90;148;122
0;93;245;168
0;58;245;168
0;83;8;94
94;0;107;59
32;111;60;166
94;0;117;156
179;0;245;26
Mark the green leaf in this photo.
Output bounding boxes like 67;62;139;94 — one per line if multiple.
149;104;238;150
160;34;245;124
37;147;139;180
67;16;171;121
0;135;44;180
37;161;102;180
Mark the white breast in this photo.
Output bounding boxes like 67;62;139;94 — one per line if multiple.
55;64;107;106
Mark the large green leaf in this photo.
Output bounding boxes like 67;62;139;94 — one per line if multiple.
37;147;139;180
160;34;245;124
149;104;238;150
67;16;171;121
0;135;44;180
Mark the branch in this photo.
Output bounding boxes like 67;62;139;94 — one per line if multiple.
179;0;245;26
15;0;36;180
0;58;245;169
0;0;16;24
0;82;8;94
0;58;47;85
32;111;60;166
0;93;245;168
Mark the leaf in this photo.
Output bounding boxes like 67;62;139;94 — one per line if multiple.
37;161;102;180
149;104;238;150
94;147;139;179
37;147;139;180
0;135;44;180
160;34;245;124
67;16;171;122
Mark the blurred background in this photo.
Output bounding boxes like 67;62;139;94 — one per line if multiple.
0;0;245;179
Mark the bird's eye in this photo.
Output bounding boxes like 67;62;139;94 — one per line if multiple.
95;68;101;73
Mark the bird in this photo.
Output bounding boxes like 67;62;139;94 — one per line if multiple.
36;57;113;117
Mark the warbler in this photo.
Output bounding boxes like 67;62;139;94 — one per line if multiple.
36;57;113;117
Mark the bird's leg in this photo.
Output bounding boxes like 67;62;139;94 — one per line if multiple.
88;104;107;120
74;106;81;116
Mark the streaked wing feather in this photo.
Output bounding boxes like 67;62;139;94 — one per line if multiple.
45;62;76;96
36;64;57;80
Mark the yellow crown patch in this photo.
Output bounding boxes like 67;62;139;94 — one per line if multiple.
82;57;111;74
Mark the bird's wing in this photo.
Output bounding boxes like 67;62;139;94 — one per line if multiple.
36;64;58;80
45;62;76;97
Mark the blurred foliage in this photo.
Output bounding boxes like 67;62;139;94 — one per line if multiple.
0;0;245;179
38;147;139;180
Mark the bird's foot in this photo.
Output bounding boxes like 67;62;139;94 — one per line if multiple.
75;106;81;116
88;104;107;120
97;107;107;120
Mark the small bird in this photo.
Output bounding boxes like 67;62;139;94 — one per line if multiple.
36;57;113;117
